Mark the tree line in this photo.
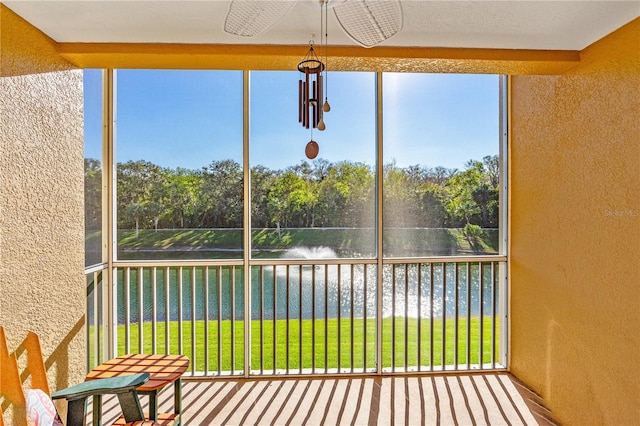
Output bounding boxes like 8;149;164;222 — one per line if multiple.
84;156;499;236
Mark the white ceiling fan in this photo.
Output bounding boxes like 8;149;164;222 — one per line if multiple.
224;0;404;48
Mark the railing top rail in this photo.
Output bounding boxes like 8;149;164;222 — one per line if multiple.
84;263;109;274
109;255;506;269
249;257;379;266
105;255;508;270
107;255;506;270
112;259;245;268
382;255;507;264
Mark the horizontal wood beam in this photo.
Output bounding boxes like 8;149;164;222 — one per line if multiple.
58;43;580;75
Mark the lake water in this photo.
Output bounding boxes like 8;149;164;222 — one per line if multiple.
111;247;499;324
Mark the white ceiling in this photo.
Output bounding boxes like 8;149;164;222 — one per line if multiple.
5;0;639;50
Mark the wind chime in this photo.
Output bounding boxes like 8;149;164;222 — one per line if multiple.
298;0;330;160
297;40;323;130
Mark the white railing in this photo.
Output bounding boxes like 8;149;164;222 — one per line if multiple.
86;257;507;377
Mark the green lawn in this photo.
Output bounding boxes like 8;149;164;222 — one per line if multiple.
111;227;499;256
90;316;500;373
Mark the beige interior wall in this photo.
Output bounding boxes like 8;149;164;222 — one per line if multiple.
510;19;639;425
0;4;85;424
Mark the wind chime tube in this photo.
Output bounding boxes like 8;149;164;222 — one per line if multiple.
298;79;303;124
312;79;317;128
303;80;308;128
318;74;323;122
305;70;310;129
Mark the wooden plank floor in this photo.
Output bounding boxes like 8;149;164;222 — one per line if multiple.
91;373;556;425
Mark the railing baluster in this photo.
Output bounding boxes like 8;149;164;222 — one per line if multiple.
124;267;130;355
312;264;316;373
231;266;236;374
404;264;409;371
417;264;422;373
90;271;99;368
217;266;222;375
350;264;355;373
299;265;303;373
204;266;209;375
441;263;446;371
164;267;170;355
95;271;101;366
152;267;157;355
324;265;329;373
499;261;508;368
272;265;277;374
391;264;396;373
491;262;497;369
260;265;264;375
454;263;459;370
103;271;108;363
363;264;368;373
191;266;197;375
285;265;290;374
138;267;144;354
178;267;183;356
479;262;485;369
337;264;342;372
466;263;471;370
429;263;434;371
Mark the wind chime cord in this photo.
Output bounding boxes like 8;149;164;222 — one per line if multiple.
324;0;328;100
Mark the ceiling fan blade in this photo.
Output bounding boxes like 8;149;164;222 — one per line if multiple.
224;0;298;37
333;0;403;47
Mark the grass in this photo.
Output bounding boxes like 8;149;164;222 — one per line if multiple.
90;316;500;373
117;228;243;249
110;227;499;257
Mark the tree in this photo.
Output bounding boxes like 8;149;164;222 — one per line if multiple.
431;166;456;186
472;184;499;227
251;165;278;228
462;223;484;252
84;158;102;232
110;155;498;236
117;160;166;229
443;159;499;228
163;168;202;228
125;203;144;238
383;162;412;227
317;161;374;228
312;158;331;181
199;160;243;228
267;171;313;228
483;155;500;187
443;161;483;227
146;201;163;231
418;183;447;228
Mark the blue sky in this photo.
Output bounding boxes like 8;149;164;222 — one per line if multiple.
84;69;499;171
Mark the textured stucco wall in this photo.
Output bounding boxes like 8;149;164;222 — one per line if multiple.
510;19;640;425
0;4;85;424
